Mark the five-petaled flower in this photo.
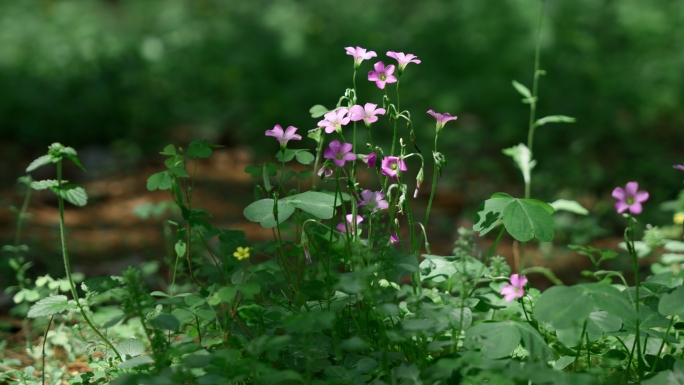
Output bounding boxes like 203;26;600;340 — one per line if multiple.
381;156;407;180
358;152;377;168
427;110;458;133
386;51;421;73
368;62;398;89
357;189;389;212
265;125;302;148
500;274;527;302
345;46;377;68
318;108;350;134
337;214;363;233
233;247;251;261
324;140;356;167
612;181;649;215
350;103;386;126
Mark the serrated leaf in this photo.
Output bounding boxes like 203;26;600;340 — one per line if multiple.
309;104;329;118
549;199;589;215
535;115;576;128
502;143;535;185
31;180;62;190
52;185;88;206
118;339;145;358
63;154;85;171
512;80;532;100
243;199;295;228
27;295;69;318
26;154;57;172
146;171;172;191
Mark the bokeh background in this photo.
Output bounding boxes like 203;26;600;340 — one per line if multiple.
1;0;683;288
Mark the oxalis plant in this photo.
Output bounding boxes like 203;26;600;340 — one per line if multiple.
7;3;684;385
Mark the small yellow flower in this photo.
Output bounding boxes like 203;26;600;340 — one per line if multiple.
233;246;250;260
674;213;684;225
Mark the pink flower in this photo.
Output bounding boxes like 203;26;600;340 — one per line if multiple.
389;233;399;244
381;156;407;180
386;51;421;72
318;108;350;134
337;214;363;233
357;189;389;212
349;103;386;125
612;181;649;215
345;46;377;67
368;62;397;89
427;110;458;133
324;140;356;167
674;164;684;171
357;152;377;168
318;165;333;179
500;274;527;302
265;125;302;147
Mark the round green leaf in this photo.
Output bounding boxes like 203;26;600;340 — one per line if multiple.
659;286;684;317
295;150;315;165
243;198;295;228
502;199;555;242
146;171;172;191
465;321;520;359
282;191;341;219
534;286;593;329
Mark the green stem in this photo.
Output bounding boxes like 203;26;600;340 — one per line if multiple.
423;134;439;233
525;0;546;193
468;226;506;297
573;319;588;372
14;179;32;247
651;316;674;372
628;215;643;383
56;160;121;361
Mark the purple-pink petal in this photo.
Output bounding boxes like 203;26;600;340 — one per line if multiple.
629;202;643;215
674;164;684;171
615;201;629;214
625;181;639;196
329;140;342;153
634;191;649;203
349;105;365;121
612;187;626;201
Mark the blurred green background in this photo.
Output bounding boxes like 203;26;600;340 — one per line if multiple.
1;0;683;223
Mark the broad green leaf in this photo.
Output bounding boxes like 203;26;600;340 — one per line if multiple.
589;311;622;333
664;241;684;252
534;115;576;128
117;355;154;369
146;171;172;191
168;167;189;177
584;283;637;321
275;149;296;162
118;339;145;358
244;165;263;178
534;286;593;329
187;139;214;159
149;313;180;330
82;276;120;293
553;356;576;371
516;321;553;360
473;193;513;235
502;143;535;185
27;295;69;318
419;255;456;283
549;199;589;215
52;185;88;206
309;104;329;118
295;150;315;165
662;254;684;264
502;198;555;242
282;191;341;219
659;286;684;317
243;199;295;228
465;321;520;359
512;80;533;101
160;144;176;155
524;198;555;215
31;180;61;190
641;360;684;385
26;154;56;172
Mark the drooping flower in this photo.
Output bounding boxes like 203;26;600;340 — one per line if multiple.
427;110;458;133
381;156;407;180
345;46;377;68
357;189;389;212
349;103;386;125
612;181;649;215
674;164;684;171
318;165;333;179
318;108;350;134
500;274;527;302
389;233;399;244
324;140;356;167
301;232;312;264
233;246;251;261
265;125;302;147
337;214;363;233
386;51;421;73
357;152;377;168
368;62;397;89
414;167;424;198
